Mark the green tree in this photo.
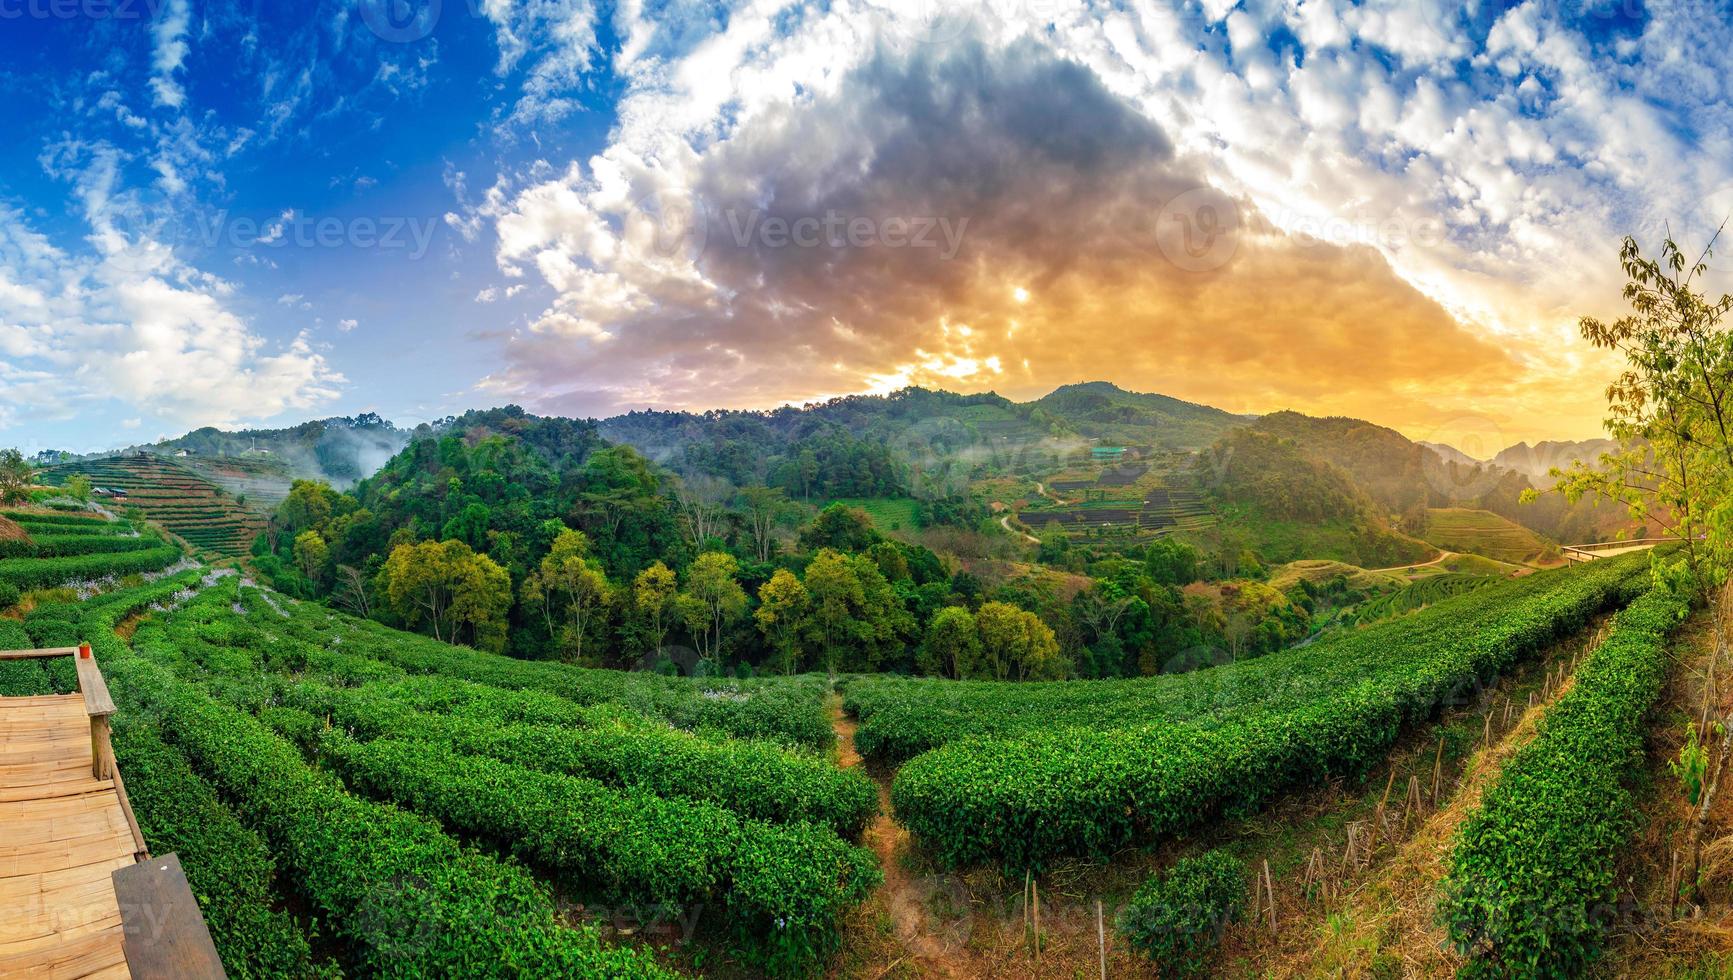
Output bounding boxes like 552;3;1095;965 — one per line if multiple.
1552;234;1733;588
918;605;980;679
293;530;330;583
279;479;342;534
632;560;679;658
755;568;809;674
800;503;879;552
678;551;747;673
739;485;791;562
801;548;907;672
521;529;614;664
380;539;511;651
0;449;33;505
64;473;93;502
975;601;1067;681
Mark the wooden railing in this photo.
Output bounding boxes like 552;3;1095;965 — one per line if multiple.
1560;537;1681;563
0;642;148;860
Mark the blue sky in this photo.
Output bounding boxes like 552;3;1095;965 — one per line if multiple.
3;0;1732;454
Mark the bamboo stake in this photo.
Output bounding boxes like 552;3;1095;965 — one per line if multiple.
1263;859;1277;934
1097;899;1106;980
1432;738;1445;801
1483;710;1492;746
1033;877;1041;960
1404;774;1422;829
1023;870;1031;949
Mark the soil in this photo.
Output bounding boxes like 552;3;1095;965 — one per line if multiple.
828;696;1154;978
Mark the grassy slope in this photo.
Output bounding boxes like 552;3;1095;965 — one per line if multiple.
1197;505;1436;568
1424;507;1559;565
825;497;922;534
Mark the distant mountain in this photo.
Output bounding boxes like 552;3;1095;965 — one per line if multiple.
1490;439;1618;486
1418;441;1480;467
1206;411;1635;546
1031;381;1251;449
143;414;409;487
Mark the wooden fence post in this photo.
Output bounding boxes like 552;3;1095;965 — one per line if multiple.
1097;899;1106;980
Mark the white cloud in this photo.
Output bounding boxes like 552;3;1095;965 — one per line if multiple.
338;318;359;332
149;0;193;109
0;204;343;432
456;0;1733;439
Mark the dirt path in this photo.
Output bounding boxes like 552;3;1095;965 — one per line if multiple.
998;514;1039;545
830;697;967;978
1367;550;1455;573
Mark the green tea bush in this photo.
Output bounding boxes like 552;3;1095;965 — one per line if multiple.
1441;583;1690;977
110;719;333;979
316;733;880;971
0;544;183;590
892;555;1649;869
1117;850;1246;977
100;634;675;978
277;678;878;835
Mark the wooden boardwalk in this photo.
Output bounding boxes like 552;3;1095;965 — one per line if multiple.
0;646;221;979
1561;537;1676;563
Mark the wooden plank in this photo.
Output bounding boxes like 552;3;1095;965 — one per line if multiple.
114;854;225;979
0;911;122;958
0;826;135;877
76;655;115;719
0;923;131;979
0;647;77;660
0;777;112;805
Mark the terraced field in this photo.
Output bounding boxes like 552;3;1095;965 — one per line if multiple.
41;454;267;557
1424;507;1560;565
180;454;296;510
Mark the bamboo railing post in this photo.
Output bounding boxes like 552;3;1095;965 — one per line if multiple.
1097;899;1106;980
1432;738;1445;801
1263;859;1276;934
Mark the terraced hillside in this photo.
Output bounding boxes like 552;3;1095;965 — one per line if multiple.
1424;507;1560;565
42;454;267;557
178;454;296;511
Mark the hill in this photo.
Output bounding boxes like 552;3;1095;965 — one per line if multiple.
1030;381;1250;448
598;383;1247;499
1422;507;1560;565
1195;427;1434;567
1419;441;1480;466
39;454;266;557
127;414;409;488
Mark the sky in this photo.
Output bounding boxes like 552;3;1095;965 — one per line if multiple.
3;0;1733;456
